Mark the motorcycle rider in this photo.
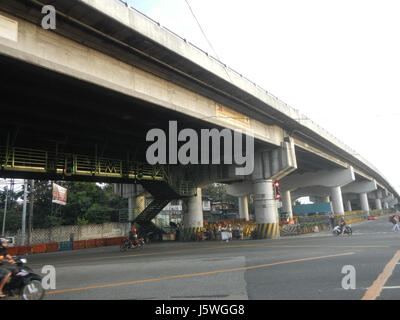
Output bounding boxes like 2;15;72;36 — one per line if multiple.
339;216;347;235
129;227;138;248
0;239;15;297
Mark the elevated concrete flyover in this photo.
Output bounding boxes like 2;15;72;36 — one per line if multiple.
0;0;398;235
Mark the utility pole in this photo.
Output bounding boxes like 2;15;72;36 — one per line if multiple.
2;186;8;237
28;180;34;244
21;180;28;246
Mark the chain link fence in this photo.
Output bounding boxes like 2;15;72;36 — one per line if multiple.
6;222;131;245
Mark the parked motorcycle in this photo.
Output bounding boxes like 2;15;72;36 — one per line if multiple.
1;257;45;300
120;238;145;252
333;225;352;236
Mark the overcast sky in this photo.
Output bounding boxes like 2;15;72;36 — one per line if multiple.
128;0;400;194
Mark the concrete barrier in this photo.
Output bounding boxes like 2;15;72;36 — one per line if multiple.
72;240;86;250
7;236;128;256
59;241;73;251
85;239;97;248
7;247;18;256
17;245;33;255
95;239;105;247
32;244;47;254
45;243;59;252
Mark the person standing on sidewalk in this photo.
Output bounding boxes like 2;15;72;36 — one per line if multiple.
392;213;400;232
329;214;335;230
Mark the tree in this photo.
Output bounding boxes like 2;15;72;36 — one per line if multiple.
202;183;238;207
1;180;128;232
0;185;24;232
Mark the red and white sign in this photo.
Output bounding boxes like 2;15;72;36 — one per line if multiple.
52;183;67;206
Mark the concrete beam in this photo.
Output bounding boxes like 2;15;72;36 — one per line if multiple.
113;184;145;198
291;186;330;200
227;138;297;197
251;138;297;182
226;181;253;197
281;167;355;192
341;180;377;194
0;11;286;148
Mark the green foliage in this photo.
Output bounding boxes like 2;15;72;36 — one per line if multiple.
0;181;128;232
202;183;238;207
76;217;89;225
41;215;63;229
0;208;22;232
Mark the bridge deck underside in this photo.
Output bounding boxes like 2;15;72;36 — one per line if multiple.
1;53;345;184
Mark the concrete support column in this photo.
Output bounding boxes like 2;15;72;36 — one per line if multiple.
135;195;146;214
253;180;279;239
184;188;203;229
282;190;293;220
131;194;146;228
323;196;330;203
346;200;352;212
330;186;345;215
238;196;250;221
384;201;389;209
375;198;382;210
359;193;370;216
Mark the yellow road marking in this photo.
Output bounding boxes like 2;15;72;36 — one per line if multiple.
362;250;400;300
46;251;355;295
29;243;385;267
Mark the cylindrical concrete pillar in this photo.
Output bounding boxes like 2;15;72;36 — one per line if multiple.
184;188;203;228
323;196;330;203
253;179;279;239
132;194;146;228
331;186;344;215
346;200;352;212
375;198;382;210
384;201;389;209
359;193;370;216
282;190;293;220
238;196;250;221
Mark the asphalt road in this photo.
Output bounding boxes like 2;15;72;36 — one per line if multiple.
23;215;400;300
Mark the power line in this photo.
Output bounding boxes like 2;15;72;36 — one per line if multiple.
184;0;220;61
184;0;234;84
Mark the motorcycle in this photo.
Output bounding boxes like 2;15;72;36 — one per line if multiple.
333;225;352;236
120;238;145;252
1;257;45;300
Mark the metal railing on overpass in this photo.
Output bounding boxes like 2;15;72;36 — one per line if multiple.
0;145;164;181
0;145;197;197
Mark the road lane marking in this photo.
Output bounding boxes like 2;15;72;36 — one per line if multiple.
29;244;385;267
382;286;400;289
362;250;400;300
46;251;355;295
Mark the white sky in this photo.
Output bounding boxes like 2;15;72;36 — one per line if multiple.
128;0;400;195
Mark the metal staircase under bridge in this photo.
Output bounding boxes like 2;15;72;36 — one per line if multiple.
132;179;196;236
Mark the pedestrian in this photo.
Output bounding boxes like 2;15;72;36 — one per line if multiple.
238;224;244;240
217;225;222;241
179;223;185;241
227;224;232;242
329;214;335;230
392;214;400;232
175;224;180;241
